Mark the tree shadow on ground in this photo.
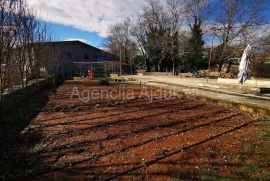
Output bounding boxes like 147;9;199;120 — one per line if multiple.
0;85;58;180
31;160;235;181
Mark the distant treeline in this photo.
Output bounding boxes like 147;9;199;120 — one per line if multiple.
103;0;268;74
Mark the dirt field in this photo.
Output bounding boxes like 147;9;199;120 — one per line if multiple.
1;80;268;180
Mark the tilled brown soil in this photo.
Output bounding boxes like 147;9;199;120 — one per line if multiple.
18;81;262;180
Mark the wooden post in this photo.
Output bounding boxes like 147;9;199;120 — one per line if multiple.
207;27;218;84
207;34;214;84
119;46;122;76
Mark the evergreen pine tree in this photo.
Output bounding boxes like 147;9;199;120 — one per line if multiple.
184;16;207;72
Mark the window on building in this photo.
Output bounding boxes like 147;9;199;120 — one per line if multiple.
66;52;72;59
84;53;89;60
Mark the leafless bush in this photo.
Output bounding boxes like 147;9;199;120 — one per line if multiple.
0;0;51;102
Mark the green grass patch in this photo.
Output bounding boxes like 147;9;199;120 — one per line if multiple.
201;170;230;181
237;118;270;181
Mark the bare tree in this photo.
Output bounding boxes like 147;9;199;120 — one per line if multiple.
12;0;37;87
0;0;51;102
135;0;170;72
135;0;187;73
208;0;265;70
0;0;18;99
166;0;186;74
105;19;139;74
185;0;210;21
106;0;266;74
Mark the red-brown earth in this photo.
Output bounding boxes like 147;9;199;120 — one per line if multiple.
3;80;267;180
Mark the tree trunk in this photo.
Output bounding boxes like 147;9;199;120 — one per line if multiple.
172;56;175;75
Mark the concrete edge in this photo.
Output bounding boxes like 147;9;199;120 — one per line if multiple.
147;80;270;101
125;81;270;116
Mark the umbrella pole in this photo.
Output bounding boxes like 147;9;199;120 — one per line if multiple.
240;84;243;91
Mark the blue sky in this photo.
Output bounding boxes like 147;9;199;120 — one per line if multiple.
28;0;147;48
47;22;105;47
28;0;270;48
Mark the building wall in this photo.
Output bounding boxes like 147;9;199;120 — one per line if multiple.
36;41;119;76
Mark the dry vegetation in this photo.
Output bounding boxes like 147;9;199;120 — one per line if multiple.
0;0;52;102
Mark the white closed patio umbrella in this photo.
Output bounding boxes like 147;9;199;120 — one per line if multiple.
238;44;252;89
